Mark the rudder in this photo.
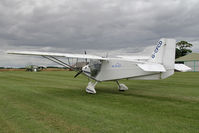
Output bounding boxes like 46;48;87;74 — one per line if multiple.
150;38;176;78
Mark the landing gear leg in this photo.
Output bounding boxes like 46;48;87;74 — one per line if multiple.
116;81;128;91
86;81;98;94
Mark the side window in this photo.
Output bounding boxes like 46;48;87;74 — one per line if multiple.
89;60;102;77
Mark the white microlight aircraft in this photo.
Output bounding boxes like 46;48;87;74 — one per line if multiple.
7;38;191;94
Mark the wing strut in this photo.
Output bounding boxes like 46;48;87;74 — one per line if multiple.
42;56;76;70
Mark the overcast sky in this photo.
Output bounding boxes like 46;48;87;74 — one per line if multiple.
0;0;199;67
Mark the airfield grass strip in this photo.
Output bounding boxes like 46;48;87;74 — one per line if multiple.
0;71;198;133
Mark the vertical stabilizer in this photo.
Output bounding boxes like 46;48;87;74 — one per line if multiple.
150;38;176;78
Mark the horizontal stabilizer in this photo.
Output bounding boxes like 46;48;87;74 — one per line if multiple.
175;64;191;72
137;63;166;72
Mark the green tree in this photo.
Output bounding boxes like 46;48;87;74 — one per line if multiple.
175;41;193;58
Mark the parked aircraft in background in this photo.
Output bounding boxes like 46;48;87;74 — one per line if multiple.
7;38;191;94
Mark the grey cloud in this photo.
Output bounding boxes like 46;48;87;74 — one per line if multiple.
0;0;199;66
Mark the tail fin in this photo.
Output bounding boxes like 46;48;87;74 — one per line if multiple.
150;38;176;78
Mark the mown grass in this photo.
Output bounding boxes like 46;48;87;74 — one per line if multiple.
0;71;198;133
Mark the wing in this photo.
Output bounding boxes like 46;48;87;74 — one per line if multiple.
7;50;109;70
7;51;108;60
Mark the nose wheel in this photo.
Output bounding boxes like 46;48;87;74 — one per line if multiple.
116;81;128;91
86;81;98;94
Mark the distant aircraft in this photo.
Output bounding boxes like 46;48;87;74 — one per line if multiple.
7;38;191;94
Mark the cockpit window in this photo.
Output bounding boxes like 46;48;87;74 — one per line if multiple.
89;60;102;77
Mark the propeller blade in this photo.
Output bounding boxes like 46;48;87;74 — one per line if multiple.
74;70;83;78
84;51;88;64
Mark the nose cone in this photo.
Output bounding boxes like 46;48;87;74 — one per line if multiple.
82;65;91;76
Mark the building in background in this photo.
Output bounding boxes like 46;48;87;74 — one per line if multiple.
175;53;199;72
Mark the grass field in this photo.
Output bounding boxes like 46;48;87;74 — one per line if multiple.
0;71;198;133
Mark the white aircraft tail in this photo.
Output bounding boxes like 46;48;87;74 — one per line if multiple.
150;38;176;78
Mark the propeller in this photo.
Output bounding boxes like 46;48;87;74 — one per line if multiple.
84;51;88;64
74;50;87;78
106;52;109;58
74;70;83;78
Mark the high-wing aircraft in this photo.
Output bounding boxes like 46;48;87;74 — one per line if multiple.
7;38;191;94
